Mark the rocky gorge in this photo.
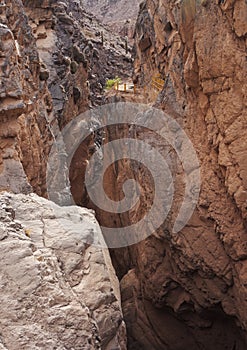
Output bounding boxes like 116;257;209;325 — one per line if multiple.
0;0;247;349
81;0;142;40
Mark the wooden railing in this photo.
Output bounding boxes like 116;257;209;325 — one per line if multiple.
114;82;137;94
112;75;165;95
151;75;165;91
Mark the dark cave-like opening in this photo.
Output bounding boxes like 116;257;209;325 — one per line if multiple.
122;297;247;350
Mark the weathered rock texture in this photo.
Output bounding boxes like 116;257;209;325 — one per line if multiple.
81;0;142;40
0;3;134;348
0;192;126;349
23;0;132;113
0;0;133;197
66;1;247;342
1;0;247;349
107;0;247;349
65;1;247;346
0;0;53;195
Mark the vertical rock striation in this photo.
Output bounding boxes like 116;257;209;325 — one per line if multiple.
0;0;53;195
109;0;247;348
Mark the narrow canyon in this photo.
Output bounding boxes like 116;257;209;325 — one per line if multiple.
0;0;246;349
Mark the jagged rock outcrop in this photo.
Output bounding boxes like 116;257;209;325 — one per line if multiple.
0;0;53;195
0;0;133;196
81;0;142;40
23;0;132;111
0;2;133;349
0;192;127;349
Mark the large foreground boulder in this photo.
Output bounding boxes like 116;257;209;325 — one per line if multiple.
0;192;126;350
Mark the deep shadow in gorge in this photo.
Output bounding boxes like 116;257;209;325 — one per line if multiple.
123;299;247;350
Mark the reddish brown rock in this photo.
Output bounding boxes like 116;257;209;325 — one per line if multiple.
1;0;246;349
0;0;53;195
0;0;133;197
109;0;247;348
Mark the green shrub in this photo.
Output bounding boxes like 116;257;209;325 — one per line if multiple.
105;76;121;90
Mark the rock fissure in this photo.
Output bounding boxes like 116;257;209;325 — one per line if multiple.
0;0;247;349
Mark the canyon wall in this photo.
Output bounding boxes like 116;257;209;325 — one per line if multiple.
81;0;142;39
115;0;247;348
0;0;53;195
0;0;132;196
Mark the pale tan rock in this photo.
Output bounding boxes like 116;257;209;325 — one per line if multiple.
0;192;127;350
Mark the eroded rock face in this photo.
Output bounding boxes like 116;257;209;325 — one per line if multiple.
107;0;247;348
0;0;133;196
23;0;133;112
22;0;90;127
81;0;142;40
1;0;246;348
0;192;127;349
65;1;247;344
0;0;53;195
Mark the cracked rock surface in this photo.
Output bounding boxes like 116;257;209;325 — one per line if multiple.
0;192;126;350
